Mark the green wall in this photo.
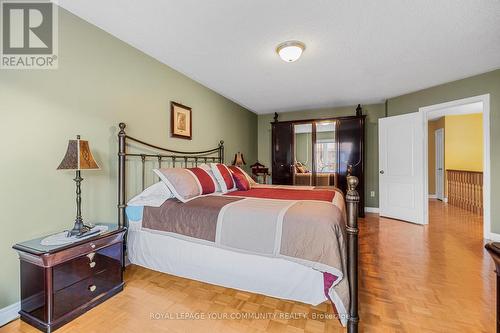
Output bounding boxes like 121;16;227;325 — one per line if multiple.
257;104;386;208
387;69;500;233
0;8;257;308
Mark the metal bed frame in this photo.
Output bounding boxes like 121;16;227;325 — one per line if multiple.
116;122;360;332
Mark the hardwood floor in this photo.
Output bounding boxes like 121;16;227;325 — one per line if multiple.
2;200;494;332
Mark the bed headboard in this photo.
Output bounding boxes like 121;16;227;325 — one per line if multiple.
117;123;224;228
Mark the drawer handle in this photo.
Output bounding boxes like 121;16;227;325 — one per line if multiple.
88;285;97;292
89;262;96;268
86;252;95;261
90;243;96;249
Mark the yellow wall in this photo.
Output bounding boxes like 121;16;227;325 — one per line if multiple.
428;117;445;194
428;113;483;197
445;113;483;172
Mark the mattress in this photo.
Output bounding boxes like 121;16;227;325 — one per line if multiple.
127;219;329;305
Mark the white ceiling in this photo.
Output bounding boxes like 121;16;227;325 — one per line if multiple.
58;0;500;114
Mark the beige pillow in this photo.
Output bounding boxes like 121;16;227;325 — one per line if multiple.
154;167;217;202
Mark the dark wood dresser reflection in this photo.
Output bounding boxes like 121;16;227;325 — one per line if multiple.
12;225;126;332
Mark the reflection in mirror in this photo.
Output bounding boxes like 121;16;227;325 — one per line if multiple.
315;121;337;186
293;123;312;186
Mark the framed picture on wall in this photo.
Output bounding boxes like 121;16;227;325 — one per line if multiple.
170;101;192;140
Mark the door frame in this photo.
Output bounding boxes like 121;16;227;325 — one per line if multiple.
419;94;491;239
434;128;444;201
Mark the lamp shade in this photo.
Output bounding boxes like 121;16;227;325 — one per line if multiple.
57;135;100;170
232;152;246;167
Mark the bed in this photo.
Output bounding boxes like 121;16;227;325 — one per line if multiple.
116;123;360;332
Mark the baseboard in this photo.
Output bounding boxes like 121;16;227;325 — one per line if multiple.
125;254;131;267
0;302;20;327
364;207;379;213
487;232;500;242
429;195;448;202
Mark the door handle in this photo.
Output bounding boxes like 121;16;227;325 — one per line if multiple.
379;170;384;174
438;168;443;171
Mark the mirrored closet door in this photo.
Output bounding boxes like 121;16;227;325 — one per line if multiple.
314;120;337;187
291;121;337;187
271;115;365;216
293;123;313;186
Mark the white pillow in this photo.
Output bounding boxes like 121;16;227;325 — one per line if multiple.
127;181;173;207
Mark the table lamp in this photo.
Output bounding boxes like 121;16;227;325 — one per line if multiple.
57;135;100;237
232;152;246;167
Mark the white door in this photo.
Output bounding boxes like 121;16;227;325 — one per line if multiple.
435;128;445;201
379;113;424;224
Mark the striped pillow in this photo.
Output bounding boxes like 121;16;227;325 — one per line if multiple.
210;163;235;193
153;167;217;202
199;163;222;192
227;166;256;187
232;172;250;191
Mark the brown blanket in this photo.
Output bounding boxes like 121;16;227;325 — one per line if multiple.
143;195;243;242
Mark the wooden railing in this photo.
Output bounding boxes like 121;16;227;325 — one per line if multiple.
447;169;483;215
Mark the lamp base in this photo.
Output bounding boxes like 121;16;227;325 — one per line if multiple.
66;219;94;238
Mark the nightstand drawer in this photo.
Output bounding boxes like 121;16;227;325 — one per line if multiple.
53;243;122;292
53;268;121;320
43;232;124;267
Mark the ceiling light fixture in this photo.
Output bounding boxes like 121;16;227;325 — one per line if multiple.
276;41;306;62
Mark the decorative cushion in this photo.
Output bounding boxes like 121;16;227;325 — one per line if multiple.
227;166;256;186
232;172;250;191
199;163;222;192
210;163;235;193
153;167;217;202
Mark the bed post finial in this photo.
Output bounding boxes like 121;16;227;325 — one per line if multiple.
118;123;127;231
219;140;225;164
346;174;359;333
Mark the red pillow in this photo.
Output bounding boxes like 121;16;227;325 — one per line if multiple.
228;165;245;178
211;163;235;193
232;172;250;191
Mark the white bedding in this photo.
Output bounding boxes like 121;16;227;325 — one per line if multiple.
127;219;327;305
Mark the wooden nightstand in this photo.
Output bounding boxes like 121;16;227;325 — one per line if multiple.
13;224;126;333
